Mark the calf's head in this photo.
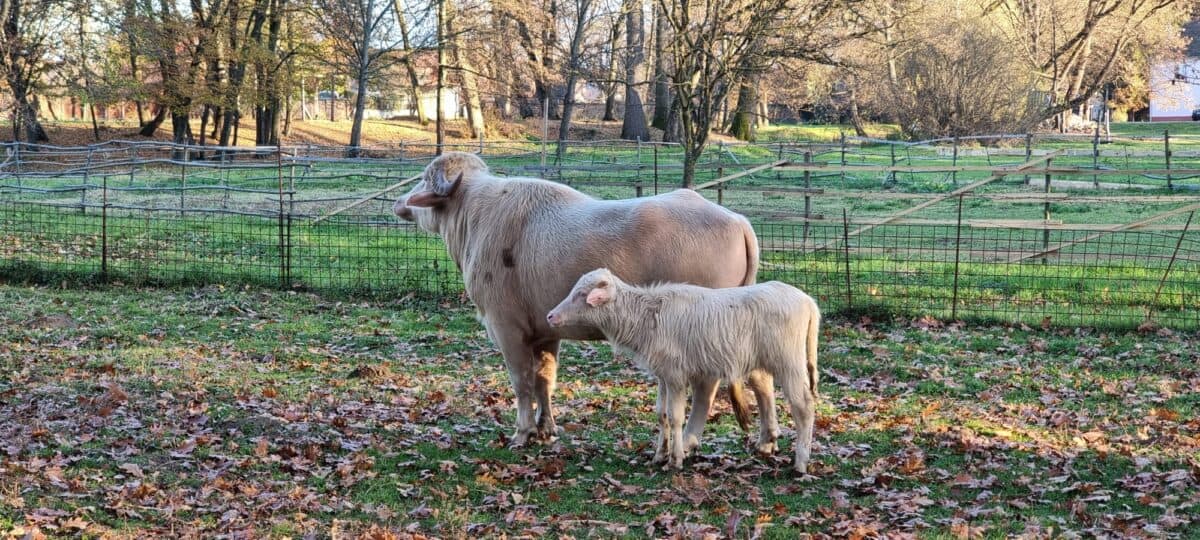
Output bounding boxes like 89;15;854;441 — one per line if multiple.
393;152;487;232
546;268;618;328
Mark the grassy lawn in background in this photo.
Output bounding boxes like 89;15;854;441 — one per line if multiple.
1;283;1197;538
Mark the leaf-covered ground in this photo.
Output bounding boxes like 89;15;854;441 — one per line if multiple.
1;283;1198;539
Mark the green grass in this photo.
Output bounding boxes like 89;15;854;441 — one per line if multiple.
1;283;1197;538
3;125;1200;330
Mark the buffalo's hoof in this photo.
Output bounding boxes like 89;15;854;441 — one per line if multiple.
509;430;535;448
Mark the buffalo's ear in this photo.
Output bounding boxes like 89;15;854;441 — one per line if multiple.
586;287;611;307
404;190;443;208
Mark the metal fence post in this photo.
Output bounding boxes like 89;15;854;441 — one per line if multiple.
952;194;964;320
716;165;724;205
1043;157;1053;265
101;173;108;282
1092;124;1100;188
802;151;812;247
13;143;21;188
839;132;846;185
179;146;188;217
1023;133;1032;186
653;144;659;195
1164;129;1173;190
81;148;92;214
1148;211;1194;324
887;143;896;187
277;147;289;289
842;208;853;311
951;137;959;187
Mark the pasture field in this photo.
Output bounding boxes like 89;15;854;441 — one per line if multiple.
1;284;1198;538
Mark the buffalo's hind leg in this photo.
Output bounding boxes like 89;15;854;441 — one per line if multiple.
533;340;560;442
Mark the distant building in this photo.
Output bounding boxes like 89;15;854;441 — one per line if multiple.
1148;20;1200;121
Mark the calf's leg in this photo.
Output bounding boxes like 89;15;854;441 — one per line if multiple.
652;380;668;464
778;368;816;474
683;376;720;454
666;383;689;469
748;370;779;455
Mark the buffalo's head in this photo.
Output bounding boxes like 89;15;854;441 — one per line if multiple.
393;152;487;232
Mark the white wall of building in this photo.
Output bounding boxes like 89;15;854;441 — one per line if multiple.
1149;60;1200;121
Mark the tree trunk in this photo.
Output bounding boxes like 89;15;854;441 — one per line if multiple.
620;0;649;141
349;64;369;154
435;0;445;152
171;109;193;159
90;104;100;141
602;12;622;122
730;76;756;141
282;92;292;136
847;86;867;137
556;0;592;162
200;105;211;146
603;91;619;122
651;2;670;130
662;94;681;143
139;105;167;136
393;0;428;124
447;2;485;140
6;85;49;142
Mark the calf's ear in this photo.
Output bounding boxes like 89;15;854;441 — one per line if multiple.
586;288;611;307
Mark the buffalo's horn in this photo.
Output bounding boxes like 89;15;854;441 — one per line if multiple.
436;172;465;197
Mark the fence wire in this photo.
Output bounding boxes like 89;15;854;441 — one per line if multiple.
1;139;1197;330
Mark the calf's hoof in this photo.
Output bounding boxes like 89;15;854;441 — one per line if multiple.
793;461;809;475
755;441;777;456
683;434;701;455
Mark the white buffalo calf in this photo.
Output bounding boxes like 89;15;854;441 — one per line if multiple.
546;269;820;473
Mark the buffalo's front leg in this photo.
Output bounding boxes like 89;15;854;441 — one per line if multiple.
495;330;538;447
533;340;560;442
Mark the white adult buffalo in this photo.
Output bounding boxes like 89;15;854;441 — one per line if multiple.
393;152;767;447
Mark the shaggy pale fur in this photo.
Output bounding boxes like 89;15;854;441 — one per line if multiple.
547;269;820;473
393;152;765;447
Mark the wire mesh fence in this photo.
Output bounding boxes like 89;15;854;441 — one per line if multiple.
1;137;1197;329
